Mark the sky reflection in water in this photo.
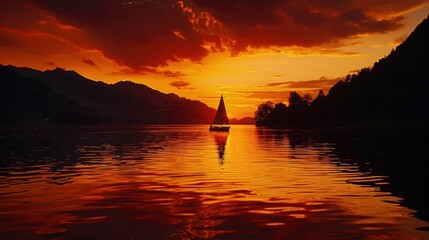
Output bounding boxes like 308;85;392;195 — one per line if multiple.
0;125;428;239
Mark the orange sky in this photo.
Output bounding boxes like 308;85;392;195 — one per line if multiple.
1;0;428;118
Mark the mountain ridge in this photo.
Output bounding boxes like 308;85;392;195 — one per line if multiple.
0;65;99;123
1;65;216;124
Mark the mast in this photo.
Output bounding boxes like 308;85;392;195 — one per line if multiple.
212;95;229;125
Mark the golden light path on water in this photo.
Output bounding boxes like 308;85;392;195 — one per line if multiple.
0;125;428;239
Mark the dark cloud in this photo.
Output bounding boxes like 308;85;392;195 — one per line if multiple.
266;81;289;87
0;0;427;70
248;88;326;103
30;0;218;69
46;61;57;67
163;70;185;78
110;67;186;78
194;0;426;52
170;80;193;89
81;58;97;66
266;77;341;89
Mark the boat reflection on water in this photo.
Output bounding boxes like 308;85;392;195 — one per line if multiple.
212;131;229;164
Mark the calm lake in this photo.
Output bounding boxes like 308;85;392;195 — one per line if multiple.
1;124;428;239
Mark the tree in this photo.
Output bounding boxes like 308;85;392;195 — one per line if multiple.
288;91;303;107
254;101;274;126
274;102;287;110
303;94;312;105
312;90;326;106
316;90;325;98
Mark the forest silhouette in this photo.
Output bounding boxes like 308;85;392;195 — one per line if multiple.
255;15;429;129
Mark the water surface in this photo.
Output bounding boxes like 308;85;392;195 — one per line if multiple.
0;125;428;239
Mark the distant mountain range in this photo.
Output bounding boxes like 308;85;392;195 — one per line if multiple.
229;117;254;125
1;65;217;124
256;14;429;128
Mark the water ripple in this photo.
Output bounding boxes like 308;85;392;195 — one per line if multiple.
0;125;428;239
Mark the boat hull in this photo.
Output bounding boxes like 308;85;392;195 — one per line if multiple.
209;126;230;132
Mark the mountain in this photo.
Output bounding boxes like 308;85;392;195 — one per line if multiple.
2;65;216;124
256;15;429;128
230;117;254;125
0;66;99;123
326;14;429;126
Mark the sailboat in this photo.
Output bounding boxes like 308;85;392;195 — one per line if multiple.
209;95;230;132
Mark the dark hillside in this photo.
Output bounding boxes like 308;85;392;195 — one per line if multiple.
256;15;429;128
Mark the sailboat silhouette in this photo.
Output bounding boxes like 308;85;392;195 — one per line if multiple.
209;95;230;132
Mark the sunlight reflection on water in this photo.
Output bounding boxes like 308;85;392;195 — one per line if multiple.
0;124;428;239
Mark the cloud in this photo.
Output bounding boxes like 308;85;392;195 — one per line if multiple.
248;90;291;102
81;58;97;67
170;80;193;89
266;81;289;87
248;88;329;103
30;0;221;69
287;78;342;89
0;0;427;71
193;0;427;53
266;77;342;89
113;66;186;78
46;61;57;67
348;69;361;74
163;70;185;78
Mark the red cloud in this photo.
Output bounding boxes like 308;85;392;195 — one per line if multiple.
46;62;57;67
81;58;97;67
193;0;427;52
1;0;427;71
163;70;185;78
32;0;215;69
170;80;193;89
266;77;342;89
258;76;344;101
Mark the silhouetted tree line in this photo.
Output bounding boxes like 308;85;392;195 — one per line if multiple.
255;15;429;128
254;91;318;128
